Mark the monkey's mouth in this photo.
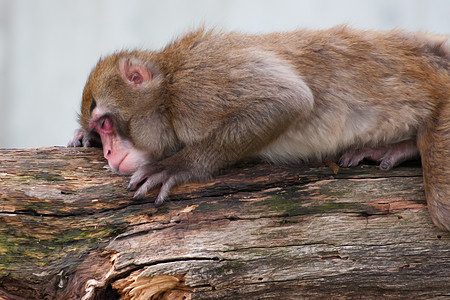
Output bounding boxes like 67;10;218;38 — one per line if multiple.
114;153;144;175
109;153;130;175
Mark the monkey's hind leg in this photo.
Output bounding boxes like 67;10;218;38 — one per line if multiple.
418;99;450;231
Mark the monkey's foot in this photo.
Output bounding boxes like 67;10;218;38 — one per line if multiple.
338;140;419;170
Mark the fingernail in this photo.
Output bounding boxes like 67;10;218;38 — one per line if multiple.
155;198;164;207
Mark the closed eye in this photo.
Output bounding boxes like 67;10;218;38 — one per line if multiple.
89;98;97;114
97;115;113;133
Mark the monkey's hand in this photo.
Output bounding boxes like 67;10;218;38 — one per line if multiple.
67;128;102;148
127;155;204;206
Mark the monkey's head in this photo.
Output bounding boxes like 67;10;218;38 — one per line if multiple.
79;52;178;175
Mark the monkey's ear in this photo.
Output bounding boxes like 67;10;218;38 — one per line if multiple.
119;58;152;88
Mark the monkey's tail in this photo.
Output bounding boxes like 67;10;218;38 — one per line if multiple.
418;97;450;231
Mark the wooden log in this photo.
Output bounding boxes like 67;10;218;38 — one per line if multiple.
0;147;448;299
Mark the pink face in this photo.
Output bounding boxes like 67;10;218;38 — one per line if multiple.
90;107;148;174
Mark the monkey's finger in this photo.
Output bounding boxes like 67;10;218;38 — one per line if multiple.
133;172;166;199
128;168;150;190
155;176;177;206
127;178;143;191
67;139;80;147
81;136;92;147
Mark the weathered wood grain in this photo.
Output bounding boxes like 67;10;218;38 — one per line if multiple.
0;147;448;299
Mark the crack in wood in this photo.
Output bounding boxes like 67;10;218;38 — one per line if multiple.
221;242;335;253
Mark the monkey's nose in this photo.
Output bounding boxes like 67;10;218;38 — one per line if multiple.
104;148;112;160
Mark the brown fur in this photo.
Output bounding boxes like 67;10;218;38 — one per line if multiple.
70;26;450;231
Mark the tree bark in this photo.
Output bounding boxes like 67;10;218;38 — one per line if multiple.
0;147;448;299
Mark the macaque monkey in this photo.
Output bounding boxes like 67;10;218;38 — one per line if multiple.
68;26;450;231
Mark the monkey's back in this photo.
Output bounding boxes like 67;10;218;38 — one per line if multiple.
243;27;450;161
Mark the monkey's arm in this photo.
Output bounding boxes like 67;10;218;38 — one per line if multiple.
129;51;315;204
128;107;305;205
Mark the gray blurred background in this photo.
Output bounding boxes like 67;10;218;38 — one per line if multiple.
0;0;449;148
